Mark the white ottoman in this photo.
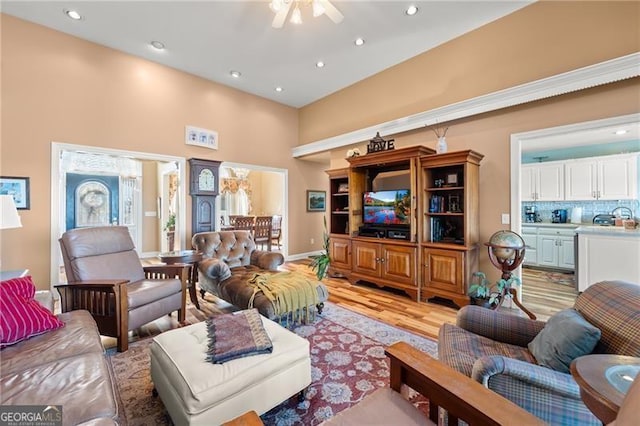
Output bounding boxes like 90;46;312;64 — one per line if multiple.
150;316;311;425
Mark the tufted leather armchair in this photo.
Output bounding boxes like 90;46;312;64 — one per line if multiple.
192;230;327;320
56;226;187;352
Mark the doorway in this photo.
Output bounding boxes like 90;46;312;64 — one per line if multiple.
50;142;186;287
219;162;288;255
509;113;640;297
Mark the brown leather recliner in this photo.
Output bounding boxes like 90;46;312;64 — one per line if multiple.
193;230;328;320
57;226;187;351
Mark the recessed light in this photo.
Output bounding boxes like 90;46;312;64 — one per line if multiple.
405;5;418;16
275;87;283;92
150;41;165;51
316;61;325;68
354;38;365;46
230;70;242;78
64;9;82;20
615;129;629;135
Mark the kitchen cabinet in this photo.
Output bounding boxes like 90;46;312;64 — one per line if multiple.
521;162;564;201
577;226;640;291
565;153;638;200
522;225;576;271
522;227;538;265
351;239;417;299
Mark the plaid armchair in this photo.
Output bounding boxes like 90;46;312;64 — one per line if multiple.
438;280;640;425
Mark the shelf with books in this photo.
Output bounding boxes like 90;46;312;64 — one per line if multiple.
419;150;484;307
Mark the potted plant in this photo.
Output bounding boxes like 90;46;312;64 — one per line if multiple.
164;214;176;252
467;272;504;308
309;216;330;280
164;213;176;232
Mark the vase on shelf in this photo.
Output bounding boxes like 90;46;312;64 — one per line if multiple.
436;136;448;154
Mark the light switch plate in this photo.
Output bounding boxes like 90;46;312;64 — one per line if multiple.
501;213;510;225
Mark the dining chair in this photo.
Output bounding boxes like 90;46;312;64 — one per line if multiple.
228;215;242;228
234;216;256;233
271;215;282;249
254;216;273;251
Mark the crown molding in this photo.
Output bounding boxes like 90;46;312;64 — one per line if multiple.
292;52;640;158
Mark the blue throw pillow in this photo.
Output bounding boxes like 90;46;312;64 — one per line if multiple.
528;308;601;373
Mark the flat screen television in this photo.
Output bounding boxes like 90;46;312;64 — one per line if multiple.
363;189;411;226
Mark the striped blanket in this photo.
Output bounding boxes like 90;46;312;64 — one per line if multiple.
248;272;320;325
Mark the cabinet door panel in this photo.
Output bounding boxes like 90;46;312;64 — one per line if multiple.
536;163;564;200
423;248;463;293
352;241;380;275
330;237;351;269
537;235;559;267
599;156;636;200
382;245;416;285
521;165;536;201
558;236;575;269
565;160;597;200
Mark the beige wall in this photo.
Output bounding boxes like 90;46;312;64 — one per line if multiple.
300;1;640;144
0;15;327;289
249;171;285;216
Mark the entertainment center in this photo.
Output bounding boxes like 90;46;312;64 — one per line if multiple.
327;145;483;307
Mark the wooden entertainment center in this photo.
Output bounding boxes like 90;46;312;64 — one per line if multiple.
327;145;483;307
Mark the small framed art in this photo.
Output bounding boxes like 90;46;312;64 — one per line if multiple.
0;176;30;209
306;190;326;212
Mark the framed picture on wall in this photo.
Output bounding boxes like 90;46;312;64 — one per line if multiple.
307;190;326;212
0;176;30;210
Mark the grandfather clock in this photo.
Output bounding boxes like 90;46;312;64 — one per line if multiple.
189;158;221;235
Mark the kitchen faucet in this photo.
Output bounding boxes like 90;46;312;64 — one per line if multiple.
611;206;633;219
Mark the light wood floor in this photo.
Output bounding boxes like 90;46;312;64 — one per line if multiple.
131;257;577;343
282;261;578;341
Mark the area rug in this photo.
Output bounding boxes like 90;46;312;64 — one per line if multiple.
108;302;437;425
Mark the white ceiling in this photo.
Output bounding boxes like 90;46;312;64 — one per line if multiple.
1;1;531;108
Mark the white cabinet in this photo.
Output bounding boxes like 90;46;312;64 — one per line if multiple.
565;154;638;200
525;226;576;271
521;163;564;201
522;228;537;265
577;229;640;291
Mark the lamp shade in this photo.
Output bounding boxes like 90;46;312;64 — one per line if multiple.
0;195;22;229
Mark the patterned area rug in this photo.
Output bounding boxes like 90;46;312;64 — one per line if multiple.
107;302;437;425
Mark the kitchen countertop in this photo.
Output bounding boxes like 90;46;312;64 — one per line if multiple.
576;225;640;236
523;222;581;228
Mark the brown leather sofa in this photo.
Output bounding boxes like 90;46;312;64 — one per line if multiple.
0;293;119;425
192;230;328;320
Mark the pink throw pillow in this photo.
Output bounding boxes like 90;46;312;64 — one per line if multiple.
0;278;64;347
1;276;36;300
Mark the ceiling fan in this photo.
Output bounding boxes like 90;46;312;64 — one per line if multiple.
270;0;344;29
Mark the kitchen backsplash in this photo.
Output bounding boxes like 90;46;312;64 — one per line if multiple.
522;199;639;223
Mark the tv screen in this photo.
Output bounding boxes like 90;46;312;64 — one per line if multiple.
363;190;410;225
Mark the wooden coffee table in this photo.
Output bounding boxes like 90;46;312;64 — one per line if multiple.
570;354;640;424
159;250;203;309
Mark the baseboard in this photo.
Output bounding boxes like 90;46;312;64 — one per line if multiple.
286;251;322;262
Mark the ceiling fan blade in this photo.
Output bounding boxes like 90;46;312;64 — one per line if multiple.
272;2;293;28
319;0;344;24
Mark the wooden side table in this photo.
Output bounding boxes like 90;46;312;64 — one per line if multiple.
570;354;640;424
159;251;203;310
